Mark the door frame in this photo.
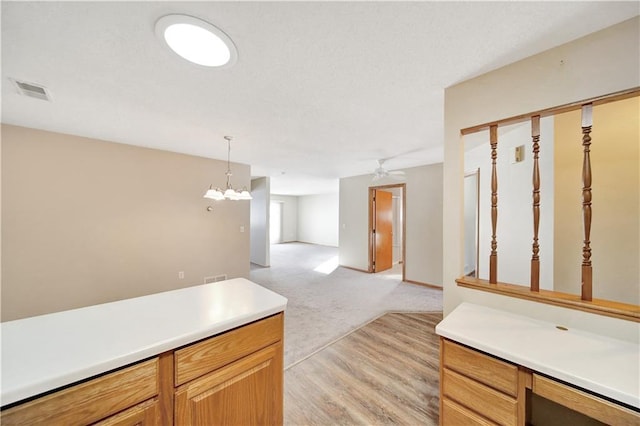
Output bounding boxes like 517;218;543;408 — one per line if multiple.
368;183;406;280
269;200;284;245
464;168;480;278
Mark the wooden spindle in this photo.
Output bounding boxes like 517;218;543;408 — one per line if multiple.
489;125;498;284
531;115;541;292
581;104;593;301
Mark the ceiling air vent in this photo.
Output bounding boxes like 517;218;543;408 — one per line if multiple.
11;79;52;101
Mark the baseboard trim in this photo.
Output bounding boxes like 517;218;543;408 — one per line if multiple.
275;241;339;248
340;265;370;273
404;279;443;290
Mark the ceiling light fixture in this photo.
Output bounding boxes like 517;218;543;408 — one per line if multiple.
204;136;252;201
155;14;237;67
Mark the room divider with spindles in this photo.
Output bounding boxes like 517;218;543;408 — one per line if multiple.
580;104;593;302
456;87;640;322
530;115;541;293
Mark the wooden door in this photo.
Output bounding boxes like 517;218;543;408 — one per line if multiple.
175;343;283;426
374;189;393;272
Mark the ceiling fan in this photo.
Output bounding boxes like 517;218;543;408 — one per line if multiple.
372;159;406;181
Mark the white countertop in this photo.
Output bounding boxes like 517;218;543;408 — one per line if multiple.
1;278;287;406
436;302;640;409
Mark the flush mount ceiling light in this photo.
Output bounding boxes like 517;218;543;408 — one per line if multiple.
155;14;237;67
204;136;252;202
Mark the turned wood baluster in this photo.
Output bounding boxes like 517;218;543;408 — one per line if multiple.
531;116;541;292
489;125;498;284
581;104;593;301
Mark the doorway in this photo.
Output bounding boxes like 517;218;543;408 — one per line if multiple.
270;201;283;244
464;169;480;278
368;183;406;279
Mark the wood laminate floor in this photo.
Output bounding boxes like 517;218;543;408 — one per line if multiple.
284;312;442;425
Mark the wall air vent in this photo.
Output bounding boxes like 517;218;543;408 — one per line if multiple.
11;79;52;101
203;274;228;284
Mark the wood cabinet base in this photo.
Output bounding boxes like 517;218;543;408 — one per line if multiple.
175;343;283;425
439;338;639;426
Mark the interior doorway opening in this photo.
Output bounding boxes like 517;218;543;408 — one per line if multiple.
464;169;480;278
270;201;283;244
368;183;406;280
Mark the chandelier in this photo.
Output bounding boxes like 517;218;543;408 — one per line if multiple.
203;136;252;201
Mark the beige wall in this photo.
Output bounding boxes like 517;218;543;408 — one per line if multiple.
339;163;443;286
443;17;640;341
554;97;639;304
1;125;251;321
404;164;443;285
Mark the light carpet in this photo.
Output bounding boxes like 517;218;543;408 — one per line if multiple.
249;242;443;369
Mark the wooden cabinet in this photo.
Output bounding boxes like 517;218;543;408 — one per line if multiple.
1;359;159;426
175;343;283;425
174;312;283;386
532;373;639;426
440;338;640;426
1;313;284;426
440;339;524;426
441;398;494;426
174;313;283;425
94;399;160;426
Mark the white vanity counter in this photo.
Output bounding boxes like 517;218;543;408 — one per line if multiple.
1;278;287;406
436;302;640;409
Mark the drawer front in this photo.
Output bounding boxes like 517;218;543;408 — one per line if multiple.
93;398;159;426
442;398;497;426
175;313;283;386
442;368;517;426
532;374;640;426
443;339;518;397
1;358;158;426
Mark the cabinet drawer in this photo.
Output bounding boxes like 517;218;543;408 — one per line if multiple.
1;358;158;426
93;398;159;426
532;374;640;426
175;313;283;386
443;339;518;397
442;398;496;426
442;368;517;426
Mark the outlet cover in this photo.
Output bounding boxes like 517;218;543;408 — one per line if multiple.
514;145;525;163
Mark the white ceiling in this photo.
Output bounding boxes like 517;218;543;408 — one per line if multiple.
2;2;638;195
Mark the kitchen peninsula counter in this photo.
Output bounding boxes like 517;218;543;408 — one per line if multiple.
1;278;287;407
437;302;639;424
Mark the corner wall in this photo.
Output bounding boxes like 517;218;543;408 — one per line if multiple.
338;174;371;270
443;17;640;341
2;125;251;321
404;165;443;285
298;193;339;247
250;177;270;266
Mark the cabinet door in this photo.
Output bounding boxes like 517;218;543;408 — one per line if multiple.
175;342;283;426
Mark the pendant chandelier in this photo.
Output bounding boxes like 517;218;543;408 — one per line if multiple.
203;136;252;201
